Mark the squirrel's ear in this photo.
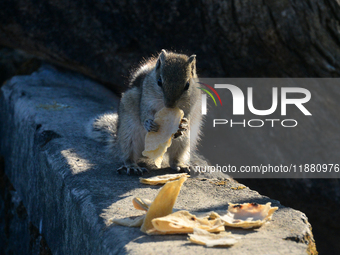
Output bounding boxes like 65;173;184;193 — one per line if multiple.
188;54;196;64
188;54;196;75
156;49;167;70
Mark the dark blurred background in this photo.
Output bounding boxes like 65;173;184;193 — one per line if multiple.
0;0;340;254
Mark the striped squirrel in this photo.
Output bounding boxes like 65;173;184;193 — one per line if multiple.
88;50;203;175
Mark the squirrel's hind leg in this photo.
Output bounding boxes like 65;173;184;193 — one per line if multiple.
117;159;149;175
167;137;192;173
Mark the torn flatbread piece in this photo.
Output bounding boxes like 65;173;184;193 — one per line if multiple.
219;202;278;229
150;210;225;234
111;215;145;227
132;197;152;211
188;228;239;247
142;107;184;168
140;173;189;185
140;176;187;233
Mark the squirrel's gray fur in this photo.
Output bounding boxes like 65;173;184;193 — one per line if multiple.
87;50;203;175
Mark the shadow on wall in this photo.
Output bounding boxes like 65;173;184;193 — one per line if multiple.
0;47;41;87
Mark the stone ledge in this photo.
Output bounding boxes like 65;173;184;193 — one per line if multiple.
0;65;316;254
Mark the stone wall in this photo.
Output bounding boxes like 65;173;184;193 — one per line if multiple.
0;66;316;254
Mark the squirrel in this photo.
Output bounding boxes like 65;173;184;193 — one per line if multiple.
87;50;203;175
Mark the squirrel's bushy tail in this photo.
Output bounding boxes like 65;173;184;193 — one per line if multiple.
86;112;118;151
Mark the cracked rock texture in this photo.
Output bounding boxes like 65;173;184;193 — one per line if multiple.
0;66;316;254
0;1;340;93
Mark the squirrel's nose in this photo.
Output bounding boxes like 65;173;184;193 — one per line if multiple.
165;102;177;108
164;96;178;108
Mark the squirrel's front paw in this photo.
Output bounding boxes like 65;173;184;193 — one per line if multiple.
144;119;159;132
174;118;188;139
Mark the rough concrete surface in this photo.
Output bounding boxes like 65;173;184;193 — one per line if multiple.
0;65;316;254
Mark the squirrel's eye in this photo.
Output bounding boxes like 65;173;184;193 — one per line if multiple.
184;81;190;91
157;77;163;87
